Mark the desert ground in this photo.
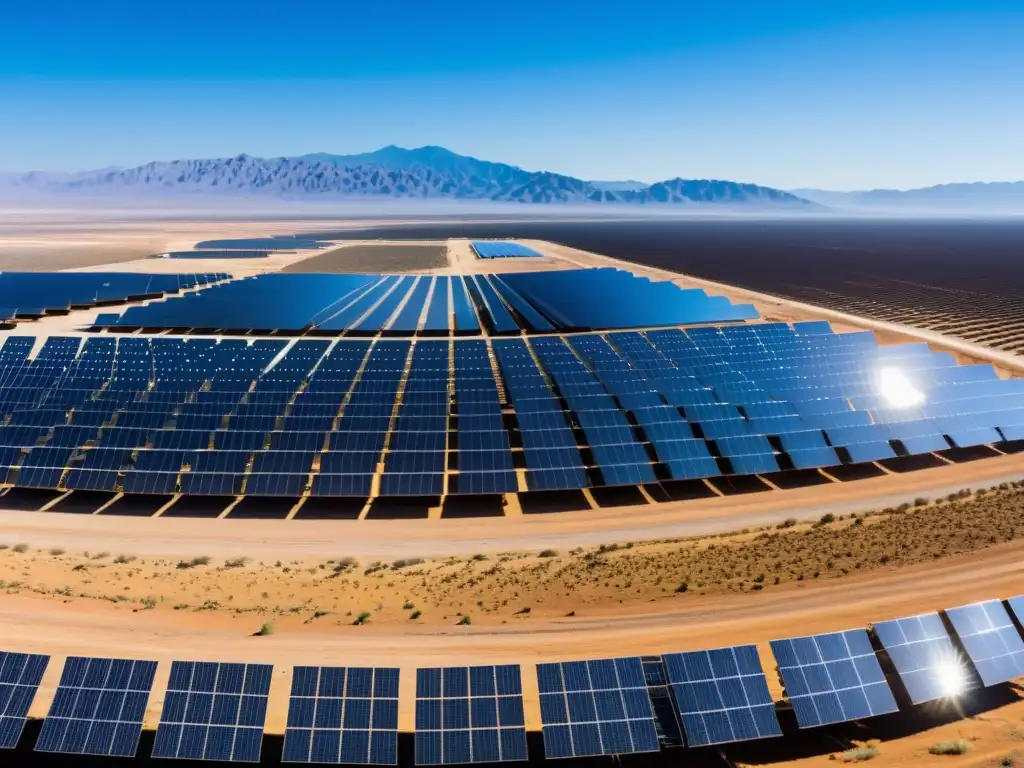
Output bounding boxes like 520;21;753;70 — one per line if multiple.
2;207;1024;764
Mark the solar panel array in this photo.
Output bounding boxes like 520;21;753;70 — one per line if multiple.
152;661;272;762
537;657;660;759
415;665;528;764
662;645;781;746
771;630;898;729
873;612;965;704
471;242;543;259
36;656;157;757
194;238;329;250
0;324;1018;499
159;250;275;259
284;666;400;765
944;601;1024;686
0;271;225;324
0;651;49;749
94;268;757;333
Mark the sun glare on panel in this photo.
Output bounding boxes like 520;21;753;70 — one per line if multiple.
935;658;967;697
878;367;926;408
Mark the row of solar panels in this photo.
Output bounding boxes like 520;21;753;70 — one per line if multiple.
193;238;330;250
3;595;1024;763
0;272;228;324
0;328;1019;497
92;268;758;334
470;242;542;259
157;251;276;259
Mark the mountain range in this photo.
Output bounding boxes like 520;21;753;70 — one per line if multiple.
0;146;813;207
792;182;1024;211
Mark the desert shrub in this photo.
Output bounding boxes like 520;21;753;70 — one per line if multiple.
353;612;371;625
777;518;798;529
929;739;971;755
410;610;422;620
224;557;249;569
838;744;879;762
538;549;558;558
392;558;424;570
114;554;136;564
255;622;275;636
177;556;211;569
12;544;29;553
458;615;472;625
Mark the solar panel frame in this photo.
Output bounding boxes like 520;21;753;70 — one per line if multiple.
283;666;400;765
770;630;898;729
414;665;527;765
0;651;49;750
944;600;1024;686
35;656;157;757
152;661;272;762
873;612;966;704
536;657;659;759
662;645;782;747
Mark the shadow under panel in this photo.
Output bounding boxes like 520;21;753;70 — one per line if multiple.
228;496;297;519
48;490;117;514
93;493;171;516
0;487;65;511
160;495;233;518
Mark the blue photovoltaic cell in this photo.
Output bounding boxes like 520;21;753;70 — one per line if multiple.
662;645;781;747
471;242;542;259
873;613;966;704
0;651;49;749
945;601;1024;686
36;656;157;757
536;657;659;759
770;630;898;728
414;665;527;765
152;661;272;762
283;666;399;765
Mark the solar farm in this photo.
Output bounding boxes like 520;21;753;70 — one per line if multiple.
3;225;1024;765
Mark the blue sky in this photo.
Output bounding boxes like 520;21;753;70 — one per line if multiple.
1;0;1022;189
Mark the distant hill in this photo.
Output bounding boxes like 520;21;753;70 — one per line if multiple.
793;181;1024;211
0;145;815;207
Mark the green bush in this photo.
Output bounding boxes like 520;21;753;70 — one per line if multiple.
255;622;275;636
538;549;558;558
353;612;372;625
458;615;472;625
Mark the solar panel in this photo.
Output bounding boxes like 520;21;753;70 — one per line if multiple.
0;651;49;749
662;645;781;746
415;665;527;765
35;656;156;757
770;630;898;728
536;657;659;759
152;661;272;762
944;600;1024;686
283;666;399;765
873;613;967;704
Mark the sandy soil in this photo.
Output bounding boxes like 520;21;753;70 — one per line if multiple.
281;243;449;273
